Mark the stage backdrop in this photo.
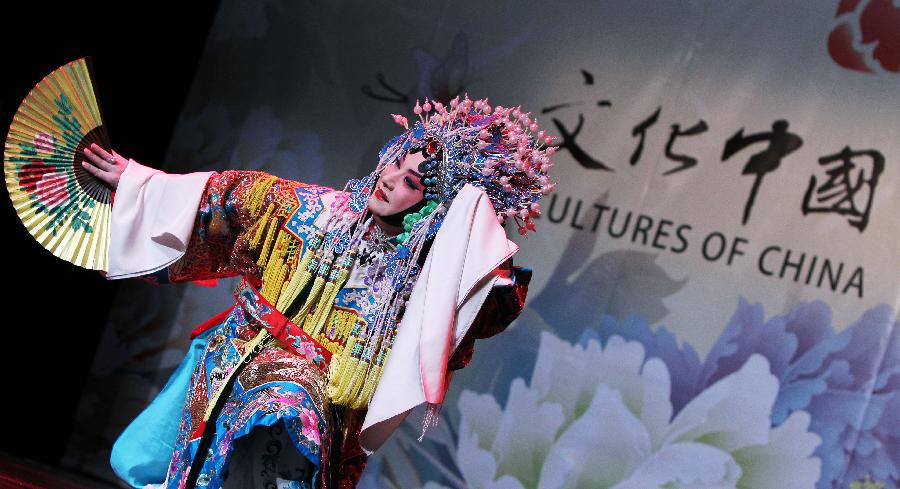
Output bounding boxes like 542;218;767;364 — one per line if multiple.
64;1;899;488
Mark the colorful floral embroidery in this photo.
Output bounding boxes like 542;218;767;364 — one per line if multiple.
148;170;377;488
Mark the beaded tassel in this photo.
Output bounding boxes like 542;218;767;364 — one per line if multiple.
250;202;276;252
315;307;357;355
326;319;365;405
293;257;332;323
261;257;288;303
276;238;302;299
247;175;280;269
254;209;281;266
276;232;323;311
357;340;388;406
357;326;397;404
246;175;278;217
306;251;355;339
327;317;393;408
259;231;295;302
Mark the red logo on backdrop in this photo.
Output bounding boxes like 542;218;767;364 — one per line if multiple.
828;0;899;73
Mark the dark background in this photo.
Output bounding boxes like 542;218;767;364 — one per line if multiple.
0;1;220;467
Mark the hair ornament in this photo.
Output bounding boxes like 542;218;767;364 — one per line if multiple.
379;93;557;237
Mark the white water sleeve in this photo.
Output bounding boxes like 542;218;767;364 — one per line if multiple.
106;158;214;280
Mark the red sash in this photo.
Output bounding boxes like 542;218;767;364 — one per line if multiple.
189;275;332;373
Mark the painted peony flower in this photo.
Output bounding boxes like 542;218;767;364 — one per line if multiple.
35;171;71;208
33;132;56;152
585;298;899;488
448;331;821;489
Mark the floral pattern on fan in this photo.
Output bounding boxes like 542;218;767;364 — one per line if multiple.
9;91;96;236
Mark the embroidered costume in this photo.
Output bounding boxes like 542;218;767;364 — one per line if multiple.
106;94;555;489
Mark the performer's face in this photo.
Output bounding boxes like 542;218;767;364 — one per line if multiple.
368;149;426;218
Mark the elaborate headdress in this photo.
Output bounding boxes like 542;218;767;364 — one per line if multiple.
293;94;557;410
374;94;557;239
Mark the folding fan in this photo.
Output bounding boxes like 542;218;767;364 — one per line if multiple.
4;56;112;271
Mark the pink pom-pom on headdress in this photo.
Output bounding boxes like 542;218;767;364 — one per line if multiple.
391;113;409;130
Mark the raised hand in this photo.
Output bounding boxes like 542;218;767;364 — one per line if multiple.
82;142;129;191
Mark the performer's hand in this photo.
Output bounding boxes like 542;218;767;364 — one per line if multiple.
81;142;129;190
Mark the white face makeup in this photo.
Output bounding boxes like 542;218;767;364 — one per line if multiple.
367;150;426;229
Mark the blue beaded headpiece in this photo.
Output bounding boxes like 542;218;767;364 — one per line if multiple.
375;94;557;237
